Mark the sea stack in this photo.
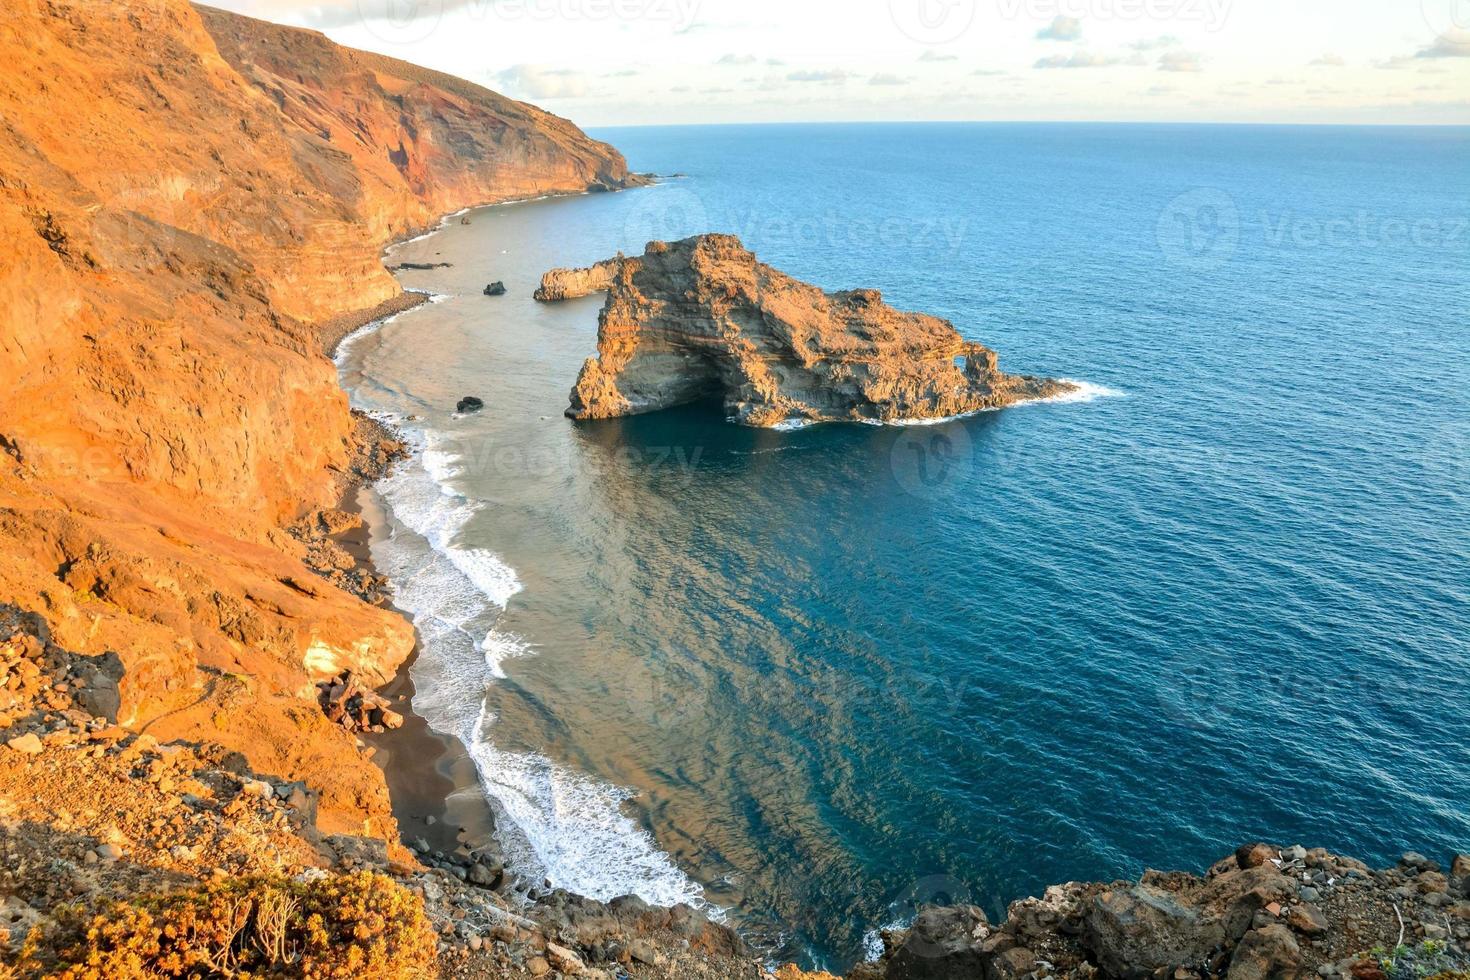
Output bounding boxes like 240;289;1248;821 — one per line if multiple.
549;234;1074;427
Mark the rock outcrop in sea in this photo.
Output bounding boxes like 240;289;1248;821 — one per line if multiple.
534;256;624;301
548;235;1074;426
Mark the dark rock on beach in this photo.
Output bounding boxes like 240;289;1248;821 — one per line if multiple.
456;396;484;413
390;261;453;271
483;281;506;296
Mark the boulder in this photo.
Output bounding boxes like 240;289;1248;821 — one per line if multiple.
5;732;43;755
1226;925;1302;980
1284;904;1328;936
1451;854;1469;878
483;281;506;296
456;396;484;413
1237;843;1277;870
987;946;1037;980
1083;885;1227;978
884;905;993;980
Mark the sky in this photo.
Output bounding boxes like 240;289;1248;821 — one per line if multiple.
206;0;1470;126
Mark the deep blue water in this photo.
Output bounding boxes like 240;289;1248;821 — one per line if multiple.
339;123;1470;971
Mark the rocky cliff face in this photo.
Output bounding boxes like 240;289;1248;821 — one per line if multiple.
557;235;1074;426
0;0;639;840
535;257;625;301
197;5;646;246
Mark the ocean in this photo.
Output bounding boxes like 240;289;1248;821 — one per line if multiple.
335;122;1470;971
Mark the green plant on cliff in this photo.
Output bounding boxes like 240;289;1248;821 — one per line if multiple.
14;871;435;979
1364;940;1468;980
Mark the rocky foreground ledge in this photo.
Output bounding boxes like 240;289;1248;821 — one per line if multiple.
541;234;1073;427
4;597;1465;979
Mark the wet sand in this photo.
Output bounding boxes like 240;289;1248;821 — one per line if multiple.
318;288;499;860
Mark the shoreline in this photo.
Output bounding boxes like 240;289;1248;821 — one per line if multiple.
322;183;665;881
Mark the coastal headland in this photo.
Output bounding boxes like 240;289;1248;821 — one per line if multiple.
0;0;1466;977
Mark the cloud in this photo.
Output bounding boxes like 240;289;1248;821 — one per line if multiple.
604;69;641;78
787;69;850;83
1130;35;1181;51
869;73;912;86
492;65;591;99
1157;50;1204;72
1034;50;1119;69
1309;53;1346;67
1418;30;1470;58
717;54;758;65
918;50;959;62
1037;15;1083;41
972;68;1007;76
1374;55;1416;70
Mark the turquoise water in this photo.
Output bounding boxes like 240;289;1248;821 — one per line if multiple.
337;123;1470;971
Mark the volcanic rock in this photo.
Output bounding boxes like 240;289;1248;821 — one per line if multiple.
457;396;485;413
483;281;506;296
555;235;1074;426
534;257;624;301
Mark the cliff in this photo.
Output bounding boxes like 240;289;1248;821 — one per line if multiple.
555;235;1075;427
0;0;639;844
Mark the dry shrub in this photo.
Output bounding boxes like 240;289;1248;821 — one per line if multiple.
14;871;435;979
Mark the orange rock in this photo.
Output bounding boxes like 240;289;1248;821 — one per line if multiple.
0;0;639;843
560;235;1073;426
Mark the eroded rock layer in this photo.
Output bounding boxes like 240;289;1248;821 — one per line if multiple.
559;234;1074;426
0;0;638;841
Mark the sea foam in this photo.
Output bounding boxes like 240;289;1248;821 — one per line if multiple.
366;421;706;911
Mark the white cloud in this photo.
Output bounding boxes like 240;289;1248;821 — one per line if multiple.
869;73;912;86
1309;53;1346;67
1035;50;1120;69
787;69;850;83
493;65;591;99
918;50;959;62
1417;30;1470;58
717;54;758;65
1158;50;1204;72
1037;15;1083;42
